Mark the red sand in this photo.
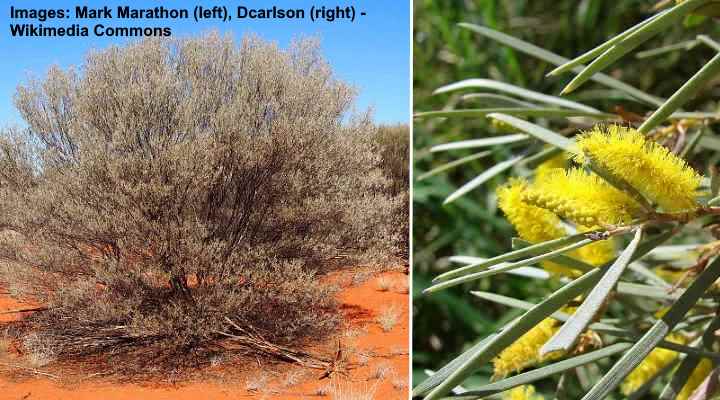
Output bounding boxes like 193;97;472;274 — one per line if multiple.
0;269;409;399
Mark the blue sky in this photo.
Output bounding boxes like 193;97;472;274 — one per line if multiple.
0;1;410;125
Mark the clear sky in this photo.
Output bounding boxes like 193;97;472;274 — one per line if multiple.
0;1;410;125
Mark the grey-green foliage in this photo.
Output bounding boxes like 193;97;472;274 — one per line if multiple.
0;32;406;374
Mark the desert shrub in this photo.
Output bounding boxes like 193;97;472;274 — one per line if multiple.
373;124;410;258
0;32;401;373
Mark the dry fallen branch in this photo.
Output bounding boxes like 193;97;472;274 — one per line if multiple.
0;362;59;379
0;307;49;315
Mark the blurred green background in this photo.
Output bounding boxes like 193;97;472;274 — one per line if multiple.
412;0;720;394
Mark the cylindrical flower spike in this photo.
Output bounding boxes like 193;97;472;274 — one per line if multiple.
535;153;568;182
497;179;587;276
523;168;644;226
497;179;565;243
493;316;564;378
678;358;714;400
620;333;686;395
576;125;702;212
497;179;617;275
575;225;616;266
504;385;544;400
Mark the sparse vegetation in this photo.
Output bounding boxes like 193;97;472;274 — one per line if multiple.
0;32;408;375
245;372;269;392
369;362;394;380
376;276;392;292
392;378;408;391
377;304;401;332
316;383;332;396
283;369;305;387
331;379;379;400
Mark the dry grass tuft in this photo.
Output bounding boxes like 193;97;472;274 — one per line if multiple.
377;304;402;332
245;372;270;392
392;378;408;391
369;362;394;380
331;379;379;400
376;276;392;292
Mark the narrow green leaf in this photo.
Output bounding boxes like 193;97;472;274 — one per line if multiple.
635;39;699;59
639;52;720;134
513;238;595;273
541;228;643;356
471;290;622;333
627;262;672;288
616;282;681;300
423;239;593;293
697;34;720;52
415;108;611;120
423;269;604;400
712;167;720;197
443;154;524;204
707;195;720;206
681;126;708;158
420;231;675;399
581;255;720;400
417;151;492;181
430;135;529;152
670;111;720;119
457;344;632;398
549;11;666;75
561;0;707;94
434;233;590;282
412;336;495;397
460;93;540;108
434;79;601;113
520;146;564;169
457;23;664;106
487;113;575;151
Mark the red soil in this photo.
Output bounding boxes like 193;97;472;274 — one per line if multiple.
0;269;409;399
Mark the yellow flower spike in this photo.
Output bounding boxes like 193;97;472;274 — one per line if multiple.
535;153;568;182
678;358;714;400
575;235;616;266
504;385;544;400
493;307;582;378
497;179;565;243
576;125;702;212
620;333;687;395
493;317;564;378
523;168;643;226
496;179;577;276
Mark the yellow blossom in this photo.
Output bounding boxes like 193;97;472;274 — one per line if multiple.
497;179;577;276
678;358;714;400
535;153;568;182
497;180;616;275
497;179;565;242
621;333;686;395
576;125;702;212
656;266;687;286
504;385;544;400
575;225;615;266
493;316;563;378
523;168;643;226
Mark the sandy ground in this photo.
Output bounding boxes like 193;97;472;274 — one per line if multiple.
0;269;409;400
